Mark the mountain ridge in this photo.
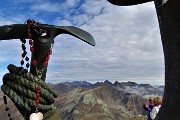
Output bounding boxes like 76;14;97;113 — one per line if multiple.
0;80;163;120
49;80;164;98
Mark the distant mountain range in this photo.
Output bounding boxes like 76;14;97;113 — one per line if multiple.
0;80;164;120
48;80;164;98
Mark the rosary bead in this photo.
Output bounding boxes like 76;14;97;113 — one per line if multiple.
48;50;52;55
22;46;26;51
5;107;9;111
52;39;54;44
3;96;7;105
21;60;24;65
21;44;26;49
30;47;34;52
8;114;11;117
32;60;37;66
22;51;27;55
29;39;33;45
35;100;39;106
22;44;26;50
46;56;50;61
10;118;12;120
21;39;26;43
25;56;29;61
36;93;40;99
26;63;30;68
43;61;48;67
36;86;40;93
22;53;26;58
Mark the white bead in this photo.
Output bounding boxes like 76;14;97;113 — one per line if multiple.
29;112;43;120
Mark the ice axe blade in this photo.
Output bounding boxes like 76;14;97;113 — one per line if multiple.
0;24;96;46
57;26;96;46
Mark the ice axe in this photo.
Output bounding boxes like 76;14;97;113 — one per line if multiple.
0;23;95;81
0;20;95;119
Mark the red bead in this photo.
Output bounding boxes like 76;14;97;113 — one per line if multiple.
36;93;40;99
35;100;39;106
29;39;33;45
28;23;33;27
30;47;34;52
46;56;50;61
36;86;40;92
28;34;32;39
52;39;54;44
43;61;48;67
32;60;37;66
48;50;52;55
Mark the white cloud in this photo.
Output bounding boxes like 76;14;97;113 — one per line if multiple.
0;19;14;25
47;1;164;84
30;0;80;13
0;1;165;85
30;2;61;12
80;0;107;15
63;0;80;7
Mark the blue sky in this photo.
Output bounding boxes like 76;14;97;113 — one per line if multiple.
0;0;164;85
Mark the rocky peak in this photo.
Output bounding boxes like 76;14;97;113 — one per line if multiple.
104;80;113;85
62;81;92;87
52;83;75;94
139;84;152;89
113;81;138;88
54;84;147;120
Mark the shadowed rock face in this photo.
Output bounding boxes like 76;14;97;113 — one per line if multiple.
54;84;148;120
49;83;75;94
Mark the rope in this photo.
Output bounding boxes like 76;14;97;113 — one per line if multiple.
1;64;58;115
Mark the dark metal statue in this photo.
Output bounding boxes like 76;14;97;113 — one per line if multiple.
0;20;95;120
